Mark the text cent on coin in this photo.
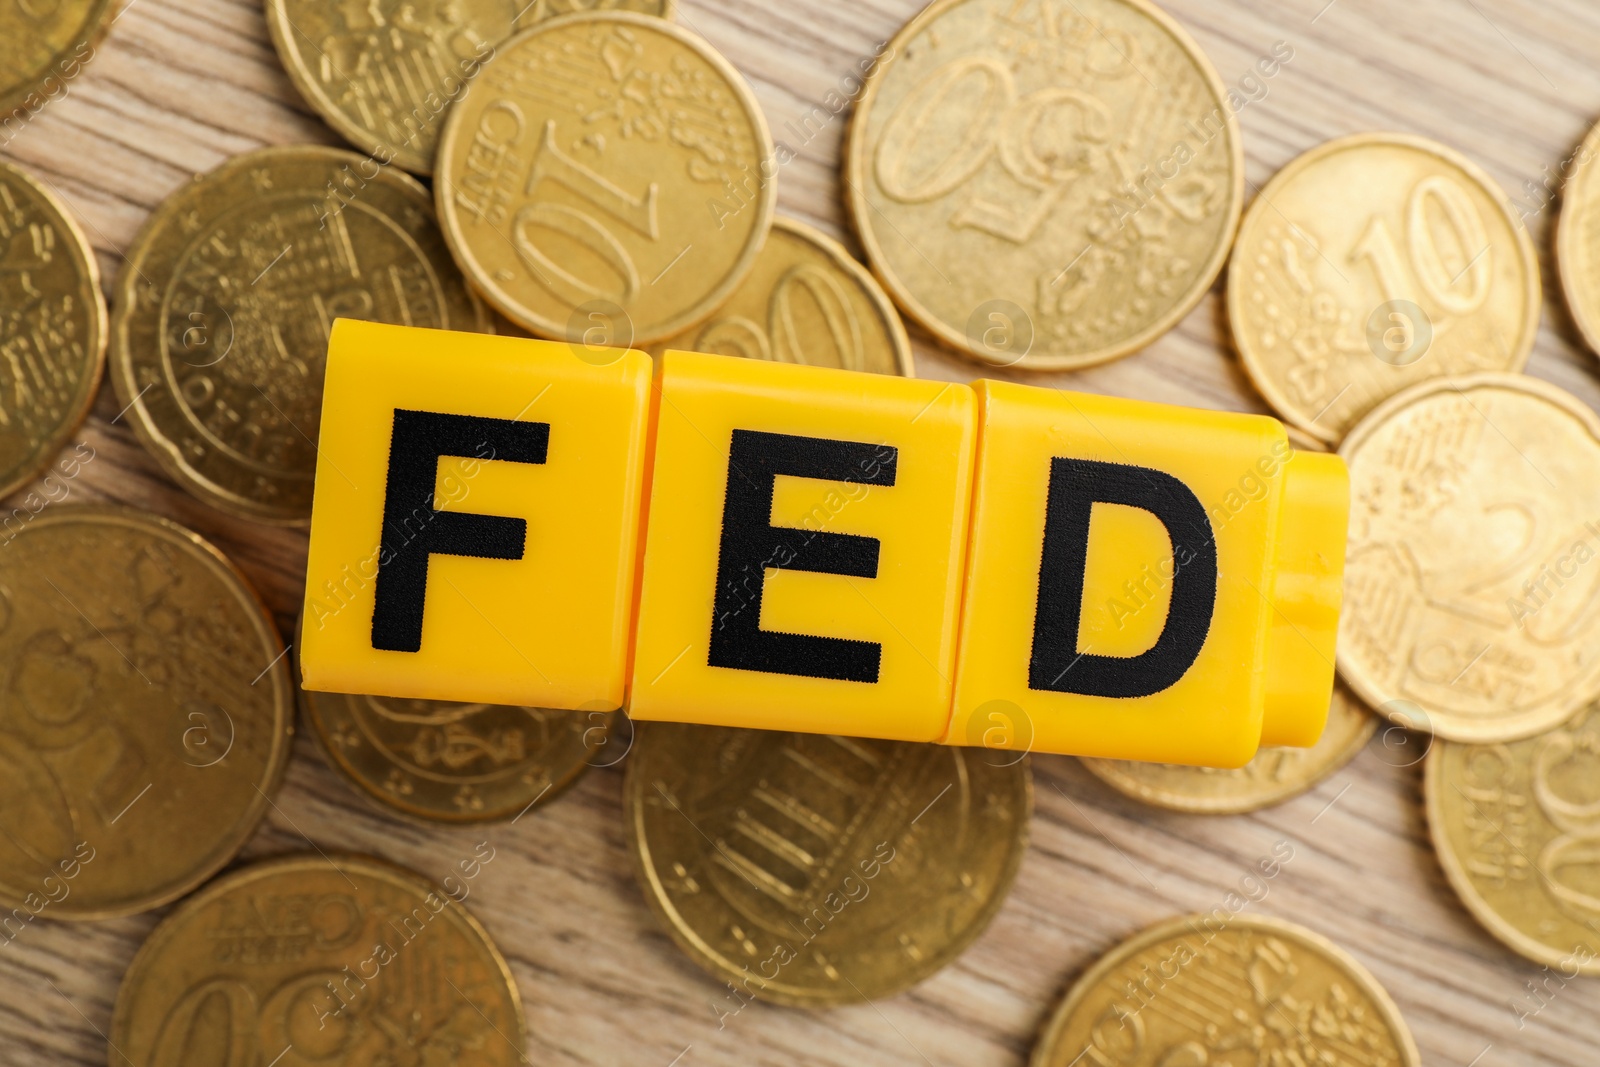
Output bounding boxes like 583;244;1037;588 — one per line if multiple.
1339;374;1600;744
0;160;106;501
265;0;676;177
651;216;913;375
1427;707;1600;974
110;146;487;525
626;723;1030;1005
0;507;293;920
436;11;777;345
109;853;526;1064
847;0;1243;371
1230;133;1538;445
1031;914;1419;1067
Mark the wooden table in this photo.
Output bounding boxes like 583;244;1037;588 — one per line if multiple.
4;0;1598;1064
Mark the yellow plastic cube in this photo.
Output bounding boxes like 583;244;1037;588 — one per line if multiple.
299;319;651;710
628;350;976;742
947;380;1347;768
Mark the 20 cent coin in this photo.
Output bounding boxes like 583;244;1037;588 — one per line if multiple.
1339;374;1600;743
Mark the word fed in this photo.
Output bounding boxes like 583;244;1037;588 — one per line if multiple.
300;321;1349;768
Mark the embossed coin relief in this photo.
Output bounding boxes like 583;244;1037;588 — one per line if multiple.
300;674;612;822
848;0;1243;371
1081;684;1377;814
109;146;486;524
1557;117;1600;361
651;217;914;375
0;0;112;119
0;161;105;499
0;508;293;919
1428;707;1600;974
1031;915;1420;1067
625;723;1031;1004
1230;133;1539;445
265;0;676;176
436;12;776;344
108;854;526;1064
1338;375;1600;743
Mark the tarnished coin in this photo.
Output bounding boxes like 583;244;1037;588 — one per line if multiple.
110;146;487;525
302;681;613;823
0;161;106;500
1230;133;1539;445
1081;684;1376;814
846;0;1242;372
436;12;776;345
110;853;526;1064
0;507;292;920
1427;707;1600;973
1339;374;1600;743
1558;119;1600;360
625;723;1030;1005
0;0;112;123
1031;914;1419;1067
265;0;675;176
652;216;913;375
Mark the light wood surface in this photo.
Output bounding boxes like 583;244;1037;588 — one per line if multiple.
4;0;1600;1064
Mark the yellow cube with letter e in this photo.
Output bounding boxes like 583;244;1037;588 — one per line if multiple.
947;380;1347;767
628;351;977;742
298;319;651;710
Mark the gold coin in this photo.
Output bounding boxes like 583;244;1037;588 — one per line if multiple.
625;723;1030;1005
110;145;487;526
109;853;527;1064
0;160;106;500
845;0;1242;372
1031;914;1419;1067
652;216;913;375
0;0;112;122
1557;119;1600;359
0;506;292;920
1080;683;1377;814
1230;133;1539;445
1339;373;1600;743
435;12;777;345
265;0;675;177
1427;707;1600;973
301;673;613;823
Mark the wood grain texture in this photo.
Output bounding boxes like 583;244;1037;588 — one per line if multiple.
3;0;1599;1064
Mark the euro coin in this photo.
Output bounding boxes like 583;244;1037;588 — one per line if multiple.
652;216;913;375
1557;119;1600;360
0;160;106;500
1339;374;1600;743
0;0;112;123
1230;133;1538;445
625;722;1030;1005
1426;706;1600;973
110;145;487;525
436;12;777;345
846;0;1243;372
1031;914;1419;1067
109;853;526;1064
1080;683;1376;814
0;507;293;919
301;683;612;824
265;0;676;176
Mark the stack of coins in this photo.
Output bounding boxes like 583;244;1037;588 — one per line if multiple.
4;0;1600;1060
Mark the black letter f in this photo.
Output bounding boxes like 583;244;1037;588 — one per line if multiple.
371;409;549;653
